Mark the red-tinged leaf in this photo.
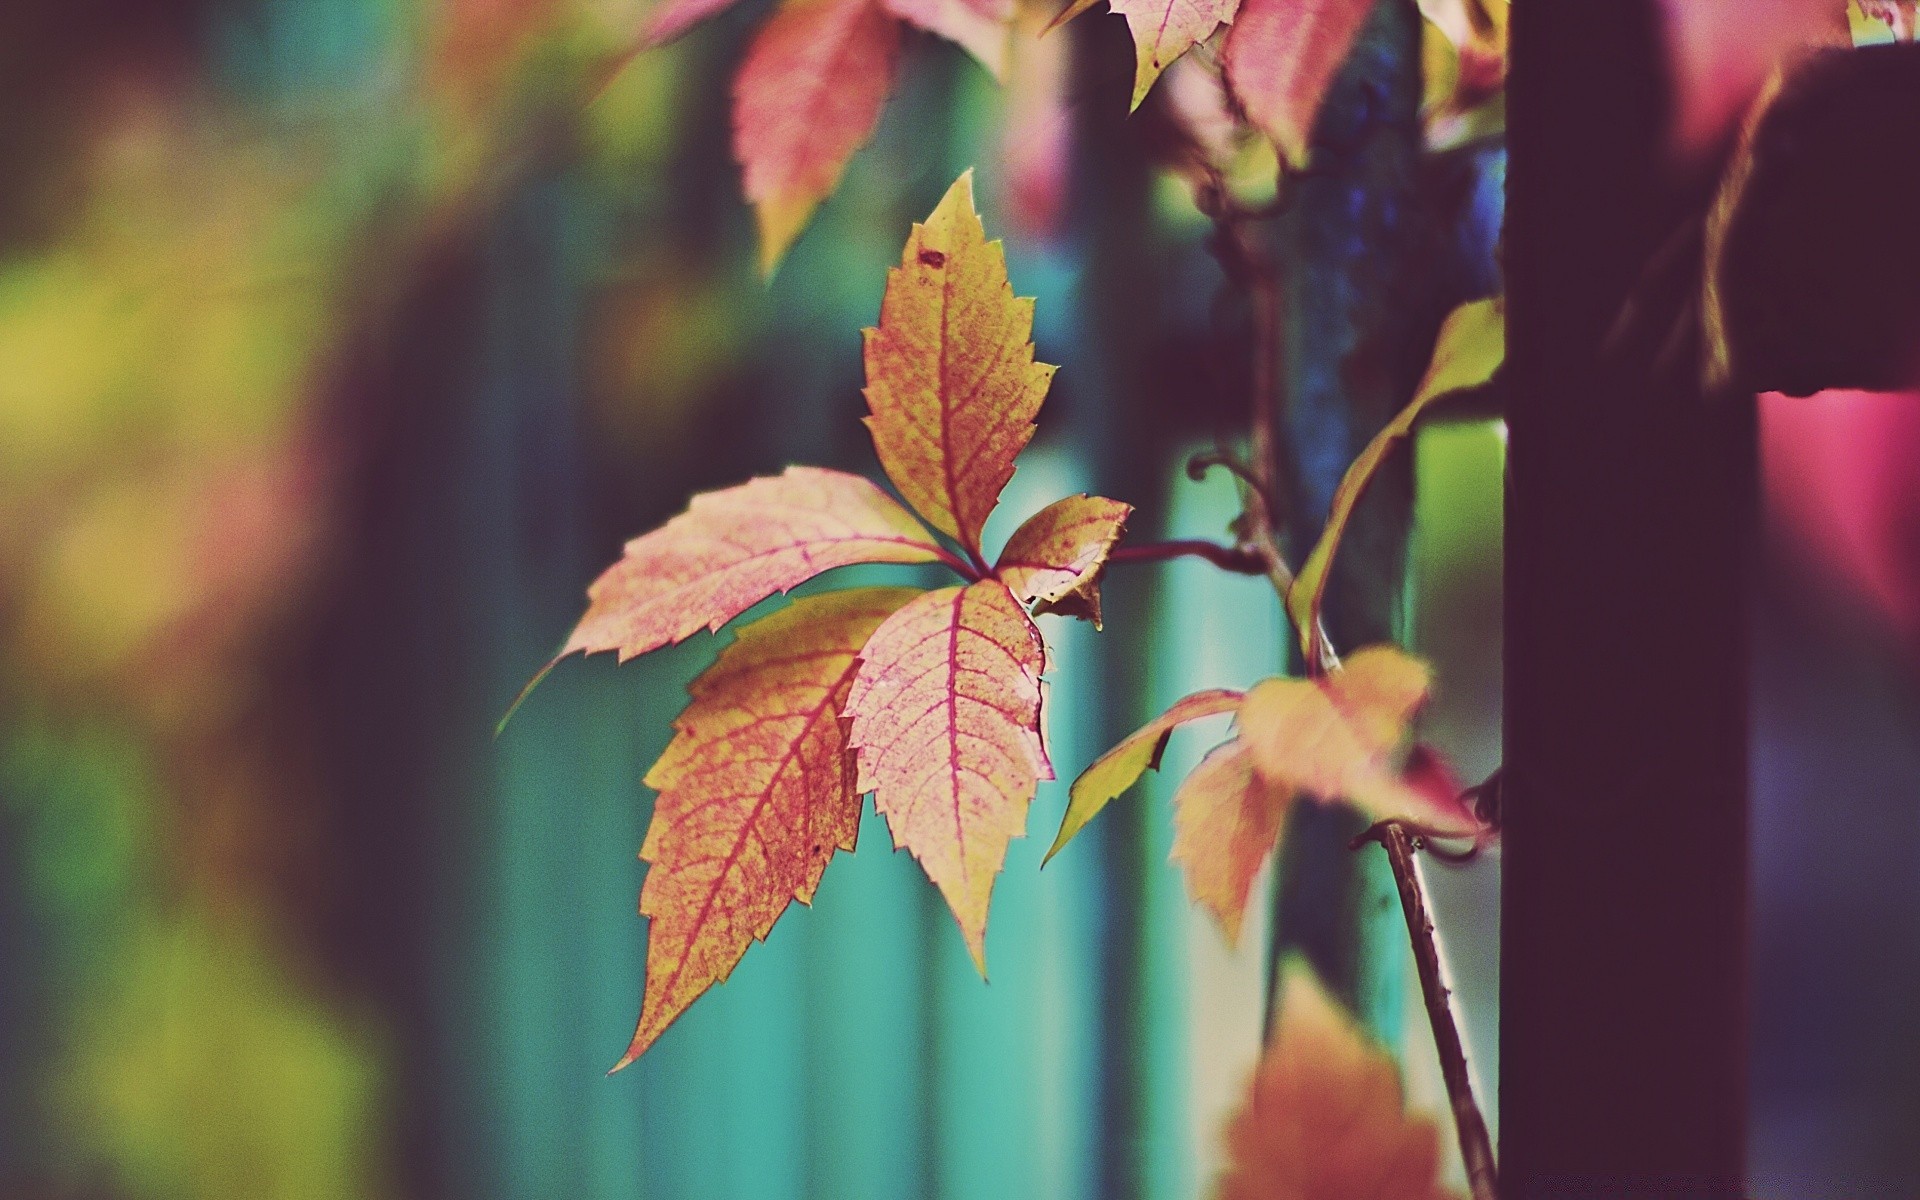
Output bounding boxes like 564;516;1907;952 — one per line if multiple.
615;587;919;1069
1222;0;1378;166
1047;688;1244;860
1288;298;1503;667
995;493;1132;625
734;0;904;273
862;172;1057;557
646;0;744;43
1217;959;1461;1200
845;578;1052;970
1169;740;1288;944
560;466;946;665
1112;0;1242;110
1236;647;1477;835
884;0;1014;76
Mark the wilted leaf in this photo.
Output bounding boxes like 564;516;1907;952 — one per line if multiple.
995;493;1132;625
1223;0;1378;166
863;172;1057;558
1111;0;1242;110
734;0;904;272
1236;646;1476;834
845;579;1052;970
1169;740;1287;943
560;466;945;665
1047;687;1244;860
1288;298;1503;667
885;0;1015;76
615;589;918;1068
1217;959;1459;1200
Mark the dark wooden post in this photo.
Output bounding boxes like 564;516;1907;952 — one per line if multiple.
1503;3;1751;1193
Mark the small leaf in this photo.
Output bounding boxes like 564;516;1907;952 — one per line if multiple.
1236;647;1476;834
846;578;1052;971
863;171;1057;557
615;587;920;1069
1217;959;1460;1200
884;0;1014;76
1169;740;1288;944
1048;688;1244;861
1288;297;1503;667
1112;0;1242;110
560;466;944;665
995;493;1132;625
1222;0;1379;166
734;0;904;273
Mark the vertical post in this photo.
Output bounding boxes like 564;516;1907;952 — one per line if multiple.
1503;2;1750;1193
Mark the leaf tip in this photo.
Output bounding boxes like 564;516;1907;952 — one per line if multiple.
495;655;562;737
755;194;818;277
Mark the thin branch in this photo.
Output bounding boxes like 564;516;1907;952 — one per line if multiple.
1360;823;1499;1200
1108;539;1267;574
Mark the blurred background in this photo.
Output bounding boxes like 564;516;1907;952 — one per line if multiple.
0;0;1913;1197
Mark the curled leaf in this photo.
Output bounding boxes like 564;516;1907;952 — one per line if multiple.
1170;740;1288;944
1236;646;1476;834
1217;959;1460;1200
616;588;920;1069
863;171;1057;557
1288;298;1503;667
1222;0;1379;166
734;0;904;273
846;579;1052;971
560;466;945;665
995;493;1132;625
1048;688;1244;861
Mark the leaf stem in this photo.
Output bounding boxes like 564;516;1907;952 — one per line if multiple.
1107;539;1266;574
1362;823;1499;1200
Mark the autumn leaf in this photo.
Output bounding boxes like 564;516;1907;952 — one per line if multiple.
1222;0;1379;166
845;578;1052;971
1046;687;1244;861
614;588;918;1069
734;0;904;273
1288;297;1503;667
995;493;1132;625
1236;646;1476;835
884;0;1015;76
1169;740;1287;944
863;171;1057;558
1108;0;1243;111
559;466;947;665
1217;959;1460;1200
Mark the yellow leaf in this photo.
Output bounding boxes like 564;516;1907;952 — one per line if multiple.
863;171;1057;557
1287;298;1503;667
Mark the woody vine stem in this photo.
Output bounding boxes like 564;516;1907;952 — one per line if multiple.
1197;159;1499;1196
